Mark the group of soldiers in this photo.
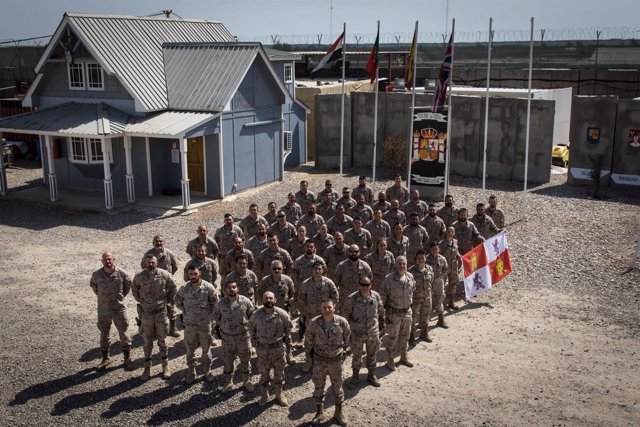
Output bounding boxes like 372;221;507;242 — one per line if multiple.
90;174;505;426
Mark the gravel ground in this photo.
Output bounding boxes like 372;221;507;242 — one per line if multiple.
1;160;639;426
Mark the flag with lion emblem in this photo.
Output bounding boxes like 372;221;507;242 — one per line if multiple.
462;231;512;300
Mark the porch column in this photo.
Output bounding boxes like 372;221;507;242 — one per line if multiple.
179;137;191;209
0;132;6;196
44;135;58;202
145;137;153;197
39;136;45;183
123;135;135;203
101;138;113;210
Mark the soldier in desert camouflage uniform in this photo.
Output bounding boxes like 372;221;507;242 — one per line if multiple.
440;227;463;310
334;244;372;312
421;204;446;245
436;194;460;228
364;238;395;292
426;243;449;328
408;250;435;343
452;208;484;255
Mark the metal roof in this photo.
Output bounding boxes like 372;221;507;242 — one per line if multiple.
264;47;301;61
35;14;236;112
0;102;129;136
126;110;217;136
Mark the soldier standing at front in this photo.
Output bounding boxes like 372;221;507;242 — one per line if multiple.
248;291;293;407
343;276;384;389
380;256;415;371
213;281;256;392
440;227;462;310
174;265;219;384
90;251;132;370
132;254;177;381
426;243;449;327
408;250;435;343
306;298;350;426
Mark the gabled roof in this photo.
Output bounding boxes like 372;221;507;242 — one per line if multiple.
265;47;302;62
163;43;294;112
32;13;235;112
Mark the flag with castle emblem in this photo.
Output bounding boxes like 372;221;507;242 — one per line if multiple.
462;231;512;299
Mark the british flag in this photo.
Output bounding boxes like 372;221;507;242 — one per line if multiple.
432;32;454;113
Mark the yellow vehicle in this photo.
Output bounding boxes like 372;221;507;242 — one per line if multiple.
552;144;570;167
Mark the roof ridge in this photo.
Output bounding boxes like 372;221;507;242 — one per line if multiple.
65;12;223;24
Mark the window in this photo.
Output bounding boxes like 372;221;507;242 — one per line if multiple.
284;63;293;83
69;137;110;164
67;62;104;91
283;131;293;151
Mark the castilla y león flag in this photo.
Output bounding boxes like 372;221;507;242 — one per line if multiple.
462;231;512;299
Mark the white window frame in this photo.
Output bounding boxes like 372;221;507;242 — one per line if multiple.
68;137;111;165
284;63;293;83
67;62;104;91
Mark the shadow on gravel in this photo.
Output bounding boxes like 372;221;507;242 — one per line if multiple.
451;301;493;314
102;381;189;420
80;335;144;362
188;400;268;427
51;377;142;415
10;368;106;406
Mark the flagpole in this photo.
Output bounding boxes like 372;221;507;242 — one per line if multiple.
406;21;419;193
482;18;493;193
523;17;534;221
443;19;455;197
339;22;346;187
372;20;380;194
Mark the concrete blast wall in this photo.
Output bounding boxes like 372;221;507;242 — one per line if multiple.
314;94;352;168
611;99;640;188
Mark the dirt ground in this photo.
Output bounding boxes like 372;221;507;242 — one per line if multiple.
0;161;639;426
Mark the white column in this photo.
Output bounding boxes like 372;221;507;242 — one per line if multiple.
44;135;58;202
179;137;191;209
0;132;6;196
39;136;46;183
102;138;113;210
145;137;153;197
124;135;135;203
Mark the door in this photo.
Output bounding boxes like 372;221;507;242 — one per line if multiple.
187;137;205;193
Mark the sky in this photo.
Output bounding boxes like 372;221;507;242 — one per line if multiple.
1;0;638;43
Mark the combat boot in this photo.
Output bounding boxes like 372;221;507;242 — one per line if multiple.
348;368;359;389
399;350;414;368
408;328;416;345
285;344;296;365
122;349;132;370
205;369;215;383
168;319;181;338
97;351;111;370
420;328;433;343
161;357;171;379
334;403;347;426
242;373;255;392
367;368;381;387
386;354;396;371
437;314;449;329
259;385;270;406
311;403;325;425
302;351;313;373
141;359;151;381
275;384;289;406
448;297;458;310
185;365;196;384
220;374;233;392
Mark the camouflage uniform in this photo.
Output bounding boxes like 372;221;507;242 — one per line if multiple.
186;236;220;260
402;224;429;264
387;235;410;259
246;235;269;261
452;220;483;255
421;215;446;245
295;190;316;214
141;248;178;274
383;209;406;227
305;314;351;405
255;247;293;279
335;196;356;210
440;238;462;301
213;295;256;378
348;204;374;223
335;259;373;312
287;237;310;261
426;253;448;316
90;267;132;354
436;205;460;228
344;228;373;257
326;214;353;235
248;306;293;387
352;185;374;205
296;214;325;238
407;264;434;335
264;211;278;226
403;200;428;220
486;206;505;229
132;268;177;359
364;219;391;250
380;271;415;359
370;200;391;213
385;185;410;205
318;189;340;203
323;243;349;282
174;279;218;370
269;221;297;247
298;276;339;321
239;215;269;239
312;233;334;257
214;225;244;275
224;269;259;303
183;256;218;288
317;201;337;221
292;254;326;289
224;248;255;278
470;214;499;239
364;250;395;292
257;274;295;311
343;290;384;370
280;202;302;225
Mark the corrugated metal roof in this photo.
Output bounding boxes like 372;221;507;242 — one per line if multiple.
126;111;217;136
65;14;235;112
0;102;129;136
163;43;260;112
265;47;301;61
